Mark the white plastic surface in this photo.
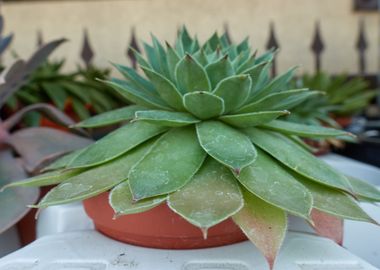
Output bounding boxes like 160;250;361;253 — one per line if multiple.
0;231;378;270
0;226;20;258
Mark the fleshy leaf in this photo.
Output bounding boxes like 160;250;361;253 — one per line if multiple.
68;122;167;169
35;141;154;207
168;158;243;229
175;54;211;93
298;178;375;222
183;91;224;119
102;78;171;110
2;169;81;189
205;55;234;89
252;66;297;100
165;42;181;82
236;89;319;114
233;190;287;270
236;149;312;219
9;128;92;171
42;150;83;171
112;63;154;92
240;62;268;97
0;150;39;234
74;105;145;128
151;34;171;78
347;176;380;202
196;121;257;173
141;67;185;110
245;128;352;191
110;181;166;216
212;75;251;113
219;111;289;128
310;209;343;245
129;126;206;200
260;120;353;138
134;110;200;127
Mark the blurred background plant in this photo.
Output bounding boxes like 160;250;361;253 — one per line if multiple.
0;39;92;243
289;72;376;128
3;31;123;126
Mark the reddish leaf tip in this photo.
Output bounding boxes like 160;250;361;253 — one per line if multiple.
200;227;208;240
234;168;241;176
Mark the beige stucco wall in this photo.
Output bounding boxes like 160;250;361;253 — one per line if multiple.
1;0;379;74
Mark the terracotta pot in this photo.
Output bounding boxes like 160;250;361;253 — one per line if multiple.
334;116;353;129
83;192;247;249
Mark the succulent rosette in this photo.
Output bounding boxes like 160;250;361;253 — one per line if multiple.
5;28;380;269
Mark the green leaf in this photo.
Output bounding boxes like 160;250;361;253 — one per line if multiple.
166;42;181;82
72;98;90;120
233;190;287;270
286;135;318;153
240;62;268;94
212;75;251;113
236;54;256;74
236;89;319;114
112;63;154;92
134;110;200;127
204;32;220;50
143;43;160;72
298;178;375;222
236;149;312;218
260;120;353;139
151;34;170;78
253;67;297;100
130;47;150;68
245;128;352;191
42;150;83;171
347;176;380;202
141;67;185;110
183;91;224;119
175;54;211;93
35;141;154;208
196;121;257;173
168;158;243;229
193;49;208;66
129;126;206;200
2;169;81;188
178;26;194;53
74;105;145;128
42;82;67;110
205;55;234;89
68;122;167;169
103;78;171;110
110;181;166;215
219;111;289;128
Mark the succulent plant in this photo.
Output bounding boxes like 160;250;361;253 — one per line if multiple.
0;39;92;235
6;28;380;269
5;57;122;123
289;72;377;127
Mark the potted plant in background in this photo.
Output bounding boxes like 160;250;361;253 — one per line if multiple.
0;39;92;245
4;28;380;270
295;72;376;128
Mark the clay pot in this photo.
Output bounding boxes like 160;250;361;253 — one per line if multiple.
334;116;353;129
83;192;247;249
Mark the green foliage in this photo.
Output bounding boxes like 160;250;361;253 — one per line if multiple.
6;59;123;122
288;72;376;127
0;39;92;235
7;28;380;270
